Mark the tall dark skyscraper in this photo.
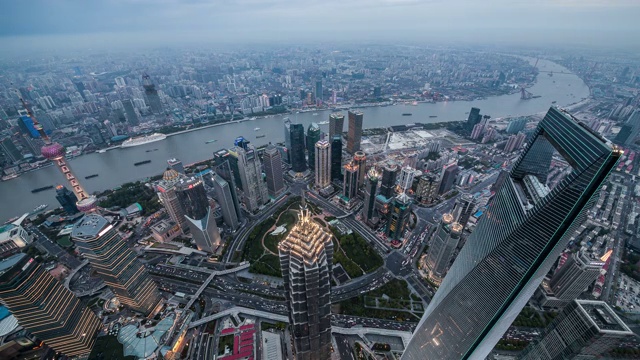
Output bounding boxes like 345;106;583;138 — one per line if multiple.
278;200;333;360
176;177;221;253
346;111;363;154
72;214;162;315
290;123;307;173
142;74;163;114
401;107;621;360
213;149;243;222
466;107;481;129
380;162;399;199
343;162;359;200
122;99;139;126
613;109;640;146
0;253;101;357
263;144;285;198
55;184;79;214
233;142;269;212
518;300;634;360
363;168;380;225
0;138;22;163
315;80;323;105
213;174;239;230
329;113;344;140
306;123;321;171
330;135;342;181
386;193;412;241
438;163;459;195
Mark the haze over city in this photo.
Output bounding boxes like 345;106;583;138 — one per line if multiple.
1;0;640;55
0;1;639;360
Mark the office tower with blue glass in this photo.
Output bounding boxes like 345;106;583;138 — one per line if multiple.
401;107;621;360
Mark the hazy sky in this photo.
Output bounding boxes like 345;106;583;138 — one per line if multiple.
1;0;639;53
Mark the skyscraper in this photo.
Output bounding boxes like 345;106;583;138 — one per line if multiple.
343;162;359;200
506;117;528;134
401;107;621;360
213;174;239;230
263;144;285;198
122;99;139;126
290;123;307;173
330;135;342;181
72;214;162;315
346;111;363;154
353;151;367;186
55;184;79;214
452;192;476;229
613;109;640;146
466;107;481;130
386;193;412;241
167;158;185;174
329;113;344;140
518;300;634;360
283;118;292;163
234;143;269;212
424;214;462;285
363;168;380;225
315;139;331;190
438;163;459;195
549;251;604;302
0;138;21;163
143;74;163;114
398;166;417;193
380;162;399;199
278;199;333;360
155;169;189;232
213;149;243;222
176;177;221;253
415;173;439;205
0;253;101;357
315;80;323;106
306;123;321;171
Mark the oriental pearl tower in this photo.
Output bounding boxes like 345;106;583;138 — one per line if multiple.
14;89;97;213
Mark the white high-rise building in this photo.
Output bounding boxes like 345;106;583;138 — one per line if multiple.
315;139;331;189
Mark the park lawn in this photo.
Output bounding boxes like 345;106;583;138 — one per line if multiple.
57;235;73;247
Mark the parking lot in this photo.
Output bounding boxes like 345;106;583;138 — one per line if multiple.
615;273;640;313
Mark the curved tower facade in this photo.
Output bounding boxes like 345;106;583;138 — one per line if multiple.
424;214;462;285
401;107;622;360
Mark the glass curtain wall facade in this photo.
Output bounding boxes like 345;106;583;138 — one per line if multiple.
401;107;621;360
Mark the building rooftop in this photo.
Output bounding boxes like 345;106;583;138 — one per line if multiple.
576;300;634;334
0;253;26;275
71;214;110;238
118;315;175;359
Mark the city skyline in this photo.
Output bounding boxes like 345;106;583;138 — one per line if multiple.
0;10;638;356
